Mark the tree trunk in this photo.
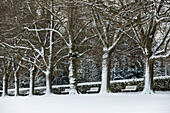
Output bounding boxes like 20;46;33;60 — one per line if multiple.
165;62;168;76
2;74;9;96
100;51;111;94
73;57;78;92
142;56;154;94
29;67;36;96
45;71;52;95
67;1;78;95
107;52;111;92
68;56;78;95
14;72;19;96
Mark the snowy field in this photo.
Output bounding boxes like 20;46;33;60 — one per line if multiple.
0;92;170;113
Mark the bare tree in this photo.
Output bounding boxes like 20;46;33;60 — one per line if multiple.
91;1;124;94
21;0;59;95
120;0;170;94
0;56;12;96
25;0;96;95
0;0;32;96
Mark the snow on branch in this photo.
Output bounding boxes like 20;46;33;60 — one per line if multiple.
131;24;142;44
0;42;5;47
1;42;31;50
78;49;91;58
56;54;69;63
108;32;123;52
19;39;48;68
150;51;170;59
26;1;42;44
12;59;22;73
74;21;92;41
120;29;145;54
0;56;4;59
18;62;29;70
155;39;170;56
21;39;42;54
153;27;170;54
21;57;44;73
91;7;107;47
24;27;69;46
79;34;98;45
0;56;11;60
53;54;69;67
54;47;68;58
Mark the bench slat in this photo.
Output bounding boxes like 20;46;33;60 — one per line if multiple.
121;85;137;92
87;87;99;92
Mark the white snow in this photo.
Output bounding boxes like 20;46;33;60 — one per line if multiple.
0;93;170;113
0;56;4;58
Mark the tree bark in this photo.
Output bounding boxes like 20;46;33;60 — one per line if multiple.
2;74;9;96
107;52;111;92
14;72;19;96
100;50;111;94
29;67;36;96
45;70;52;95
142;56;154;94
67;1;78;95
68;56;78;95
165;61;168;76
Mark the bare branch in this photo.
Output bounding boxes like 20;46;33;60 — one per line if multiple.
1;42;31;50
153;26;170;54
150;51;170;59
24;27;69;46
74;21;92;41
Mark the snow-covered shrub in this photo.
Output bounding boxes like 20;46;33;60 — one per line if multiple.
52;76;170;94
76;76;170;93
154;77;170;91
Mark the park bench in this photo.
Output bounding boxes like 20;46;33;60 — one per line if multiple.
61;88;70;93
87;87;99;93
121;85;137;92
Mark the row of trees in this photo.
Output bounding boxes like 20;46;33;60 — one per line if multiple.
0;0;169;96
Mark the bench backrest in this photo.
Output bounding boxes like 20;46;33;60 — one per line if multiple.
90;87;99;91
64;89;70;91
125;86;137;89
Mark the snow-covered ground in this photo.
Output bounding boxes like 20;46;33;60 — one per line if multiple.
0;92;170;113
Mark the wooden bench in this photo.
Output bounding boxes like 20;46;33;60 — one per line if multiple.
61;88;70;93
87;87;99;93
121;86;137;92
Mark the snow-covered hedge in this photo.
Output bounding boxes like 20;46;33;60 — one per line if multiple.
77;76;170;93
19;76;170;94
1;76;169;96
55;76;170;94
